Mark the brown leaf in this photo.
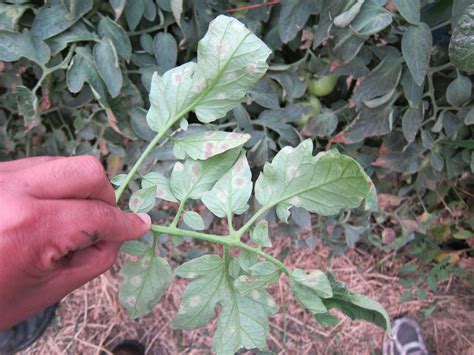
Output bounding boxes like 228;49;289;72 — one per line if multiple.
377;193;401;209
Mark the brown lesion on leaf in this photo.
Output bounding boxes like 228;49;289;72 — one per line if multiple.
81;230;100;244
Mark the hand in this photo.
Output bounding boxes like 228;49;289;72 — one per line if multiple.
0;156;150;331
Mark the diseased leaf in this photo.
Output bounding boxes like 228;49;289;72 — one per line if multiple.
314;0;350;47
119;251;172;318
402;23;432;86
202;152;252;218
110;0;127;19
153;32;178;71
250;220;271;247
0;4;29;31
334;0;365;28
146;16;271;132
303;110;338;137
171;0;183;26
173;130;250;160
183;211;205;230
255;139;372;222
446;75;472;106
392;0;421;24
13;86;40;129
234;261;280;295
31;0;93;39
278;0;319;43
449;4;474;73
141;172;178;202
93;37;123;98
129;186;156;213
98;16;132;61
351;0;392;36
173;255;278;355
170;148;240;201
402;107;423;143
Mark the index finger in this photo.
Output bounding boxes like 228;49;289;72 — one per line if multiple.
24;155;116;205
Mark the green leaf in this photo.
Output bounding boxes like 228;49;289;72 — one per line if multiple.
111;173;127;187
93;37;123;98
334;0;365;28
173;130;250;160
124;0;145;31
321;272;391;331
402;107;423;144
392;0;421;24
46;22;99;56
449;4;474;73
183;211;205;230
402;23;432;86
465;106;474;125
173;255;277;355
129;186;156;213
170;148;240;201
399;263;418;273
119;251;172;318
238;250;258;272
290;278;328;314
255;140;372;222
141;172;178;202
121;240;150;256
401;69;424;107
446;75;472;106
67;47;108;103
153;32;177;71
31;0;93;40
0;4;29;31
234;261;280;295
351;0;393;36
110;0;127;19
352;55;402;104
291;269;333;298
250;220;272;247
97;16;132;61
201;152;252;218
13;86;40;130
314;0;350;47
146;15;271;132
278;0;319;43
0;30;50;64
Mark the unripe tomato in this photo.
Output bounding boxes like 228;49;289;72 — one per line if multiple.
295;96;321;127
308;74;338;97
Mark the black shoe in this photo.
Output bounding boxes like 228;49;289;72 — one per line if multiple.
111;340;146;355
383;316;429;355
0;304;58;355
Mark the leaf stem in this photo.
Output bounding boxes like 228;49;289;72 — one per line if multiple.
150;224;290;275
170;198;186;227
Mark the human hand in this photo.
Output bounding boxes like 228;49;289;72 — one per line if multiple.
0;156;150;330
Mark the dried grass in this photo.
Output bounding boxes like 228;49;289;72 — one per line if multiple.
24;238;473;355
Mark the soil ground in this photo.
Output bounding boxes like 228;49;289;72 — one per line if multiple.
24;238;473;355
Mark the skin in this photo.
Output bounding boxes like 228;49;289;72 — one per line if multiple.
0;156;151;331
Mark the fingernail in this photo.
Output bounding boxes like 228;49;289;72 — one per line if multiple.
136;213;151;225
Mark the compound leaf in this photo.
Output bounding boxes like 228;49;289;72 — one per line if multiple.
119;251;172;319
146;15;271;132
129;186;156;213
291;269;333;298
234;261;280;295
173;255;278;355
97;16;131;61
141;172;177;202
202;152;252;218
0;30;50;64
173;130;250;160
255;139;372;222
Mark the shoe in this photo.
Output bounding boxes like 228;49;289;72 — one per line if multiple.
383;316;429;355
0;304;58;355
111;340;145;355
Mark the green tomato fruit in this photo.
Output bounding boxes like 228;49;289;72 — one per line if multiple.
308;74;338;97
295;96;321;127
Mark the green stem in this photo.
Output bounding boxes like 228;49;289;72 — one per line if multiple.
150;224;290;275
234;205;269;239
115;127;170;201
170;198;186;227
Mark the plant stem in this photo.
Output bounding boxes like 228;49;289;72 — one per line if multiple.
170;198;186;227
150;224;290;275
115;127;170;201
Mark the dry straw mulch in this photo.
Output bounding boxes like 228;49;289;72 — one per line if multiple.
24;238;473;355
